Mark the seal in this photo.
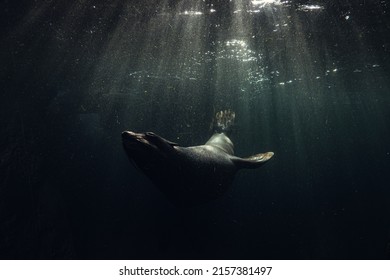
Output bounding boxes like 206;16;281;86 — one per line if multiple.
122;110;274;207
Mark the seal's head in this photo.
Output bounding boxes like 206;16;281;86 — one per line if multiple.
122;131;156;153
122;131;161;160
122;131;177;173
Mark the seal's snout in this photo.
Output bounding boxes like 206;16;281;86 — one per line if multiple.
122;131;142;141
122;131;139;147
122;131;133;140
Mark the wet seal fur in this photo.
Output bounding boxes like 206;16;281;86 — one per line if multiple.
122;110;274;207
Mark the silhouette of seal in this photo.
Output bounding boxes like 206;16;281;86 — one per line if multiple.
122;110;274;207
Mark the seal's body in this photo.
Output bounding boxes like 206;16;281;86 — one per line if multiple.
122;110;273;207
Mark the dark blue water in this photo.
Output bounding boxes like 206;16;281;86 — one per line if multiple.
1;0;390;259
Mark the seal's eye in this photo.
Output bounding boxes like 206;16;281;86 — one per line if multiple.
144;132;158;144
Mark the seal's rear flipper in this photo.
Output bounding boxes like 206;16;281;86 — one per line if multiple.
214;109;235;134
233;152;274;169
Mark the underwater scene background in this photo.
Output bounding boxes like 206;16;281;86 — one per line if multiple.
1;0;390;259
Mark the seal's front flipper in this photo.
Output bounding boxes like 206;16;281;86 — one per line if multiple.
233;152;274;169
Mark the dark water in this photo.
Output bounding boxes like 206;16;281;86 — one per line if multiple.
1;0;390;259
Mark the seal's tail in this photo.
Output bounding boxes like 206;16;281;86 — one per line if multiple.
214;109;235;134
